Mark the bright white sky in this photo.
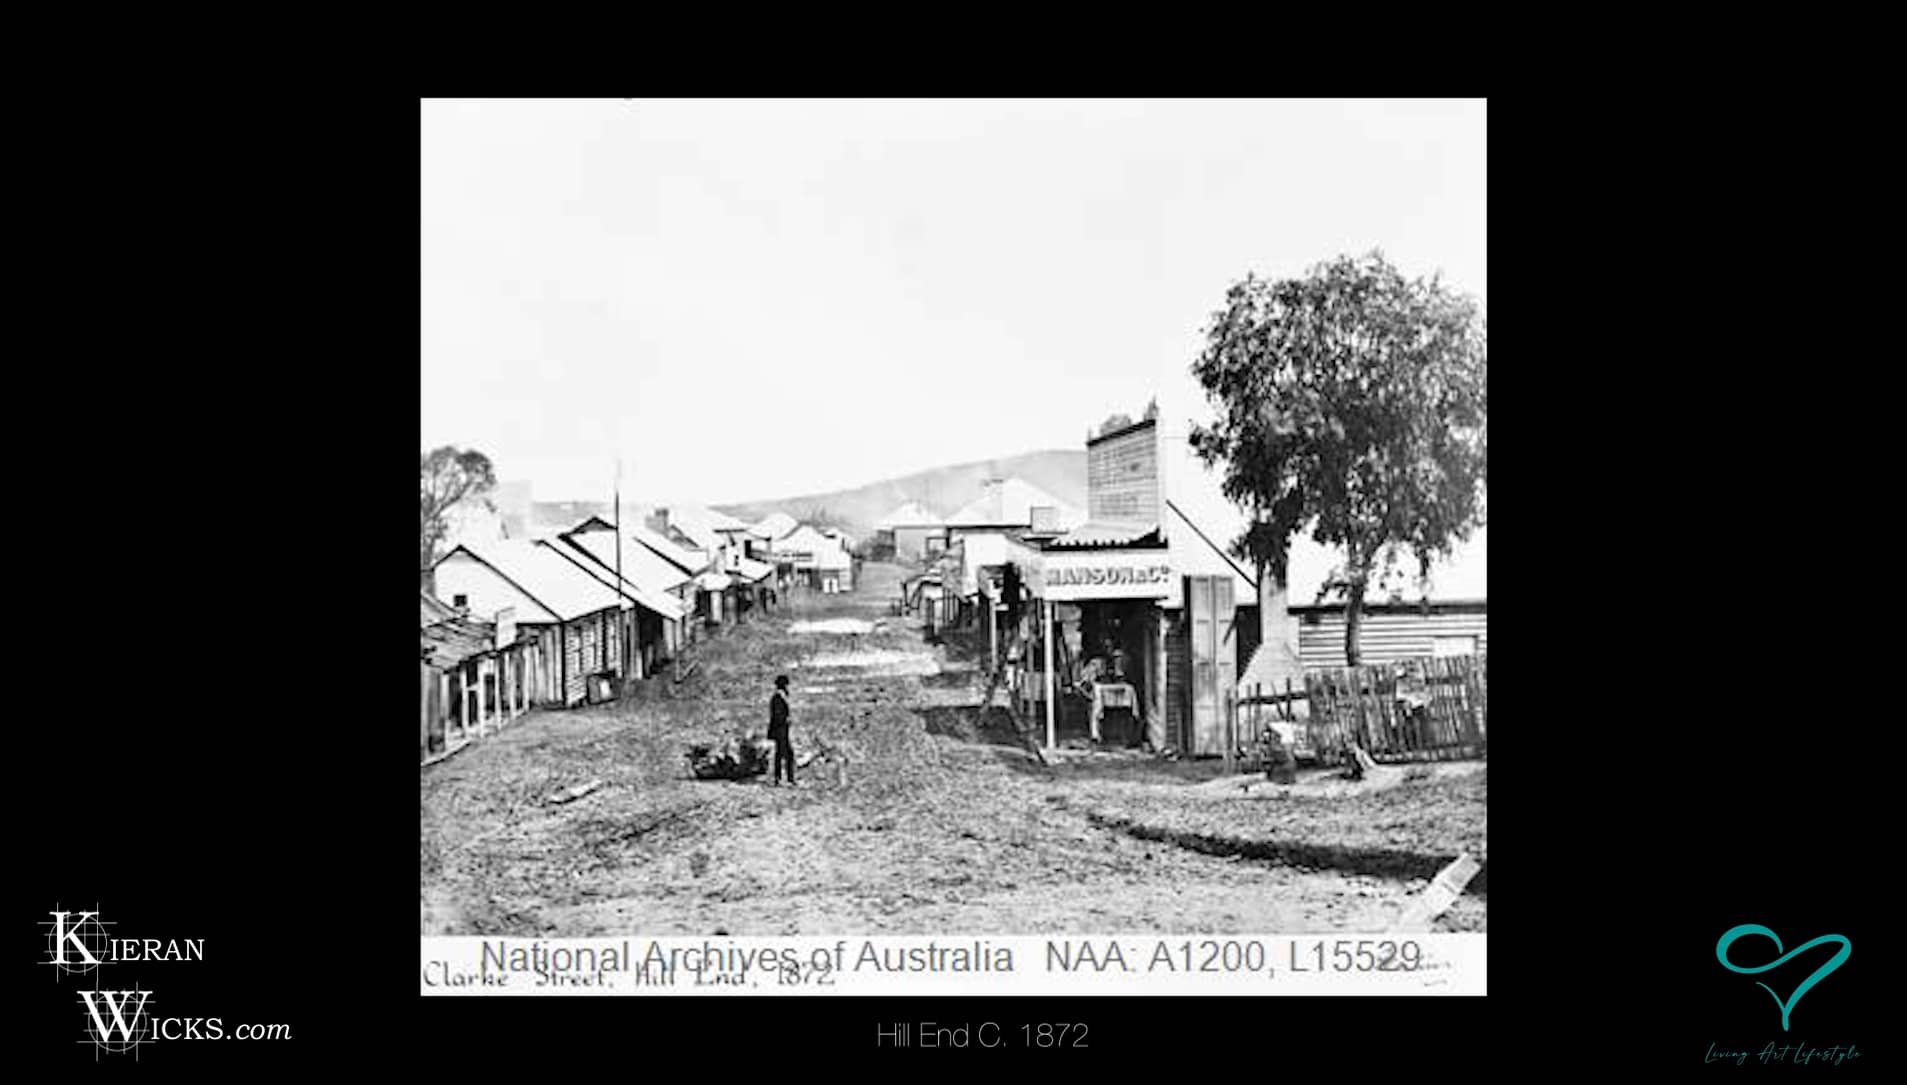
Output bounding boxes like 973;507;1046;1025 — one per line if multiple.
422;99;1486;504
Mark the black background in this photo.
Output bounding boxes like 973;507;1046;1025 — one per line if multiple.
14;96;1885;1071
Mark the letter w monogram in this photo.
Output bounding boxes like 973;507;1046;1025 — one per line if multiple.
79;990;150;1042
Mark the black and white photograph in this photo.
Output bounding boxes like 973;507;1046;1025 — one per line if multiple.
33;91;1897;1069
419;99;1487;947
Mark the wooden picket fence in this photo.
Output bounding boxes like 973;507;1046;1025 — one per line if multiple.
1304;655;1486;762
1241;655;1487;764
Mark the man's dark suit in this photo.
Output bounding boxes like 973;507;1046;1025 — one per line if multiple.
769;688;794;783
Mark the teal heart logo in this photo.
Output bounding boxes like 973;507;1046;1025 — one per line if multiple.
1716;924;1851;1032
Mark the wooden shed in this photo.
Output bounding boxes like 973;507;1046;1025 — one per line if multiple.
420;594;532;764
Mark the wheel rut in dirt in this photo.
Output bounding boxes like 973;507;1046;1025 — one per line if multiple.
1074;805;1487;895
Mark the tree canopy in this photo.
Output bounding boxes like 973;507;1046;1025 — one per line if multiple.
1189;251;1486;665
420;446;498;571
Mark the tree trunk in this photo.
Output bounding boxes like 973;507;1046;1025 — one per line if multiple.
1343;577;1368;667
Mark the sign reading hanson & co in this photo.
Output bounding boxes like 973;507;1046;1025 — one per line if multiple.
1033;551;1173;601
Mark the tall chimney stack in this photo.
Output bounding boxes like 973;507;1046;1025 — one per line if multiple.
1254;563;1305;686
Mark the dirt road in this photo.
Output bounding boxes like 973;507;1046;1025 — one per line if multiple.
421;561;1485;935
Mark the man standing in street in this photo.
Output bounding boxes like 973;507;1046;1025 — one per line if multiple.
769;674;795;786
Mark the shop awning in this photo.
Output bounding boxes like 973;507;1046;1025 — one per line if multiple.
1044;521;1163;549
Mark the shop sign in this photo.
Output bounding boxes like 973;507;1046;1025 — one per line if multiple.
1034;551;1173;601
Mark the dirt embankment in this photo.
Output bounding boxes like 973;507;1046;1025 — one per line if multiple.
1069;766;1486;890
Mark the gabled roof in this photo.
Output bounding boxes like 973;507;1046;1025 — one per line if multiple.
627;523;711;577
658;503;749;550
439;540;623;623
559;530;693;595
775;524;853;568
777;524;833;553
550;535;689;621
749;511;799;540
661;518;720;552
1165;500;1255;595
876;501;943;529
946;478;1085;530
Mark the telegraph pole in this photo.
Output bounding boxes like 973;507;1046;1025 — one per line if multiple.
615;457;631;679
1044;599;1056;752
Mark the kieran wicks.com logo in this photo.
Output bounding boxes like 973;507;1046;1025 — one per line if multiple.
41;904;291;1061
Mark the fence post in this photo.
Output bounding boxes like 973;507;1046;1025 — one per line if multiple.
1223;688;1234;775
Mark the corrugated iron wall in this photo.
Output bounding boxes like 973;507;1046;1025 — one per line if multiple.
1297;609;1488;669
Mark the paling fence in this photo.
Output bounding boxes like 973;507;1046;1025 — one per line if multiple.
1242;654;1486;763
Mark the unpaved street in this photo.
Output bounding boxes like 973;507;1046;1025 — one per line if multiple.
421;562;1484;936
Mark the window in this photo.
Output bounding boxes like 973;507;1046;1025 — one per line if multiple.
1432;636;1477;658
453;594;469;609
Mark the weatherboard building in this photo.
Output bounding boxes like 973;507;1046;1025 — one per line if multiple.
1004;412;1265;757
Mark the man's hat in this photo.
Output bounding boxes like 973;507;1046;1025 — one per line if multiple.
775;675;789;689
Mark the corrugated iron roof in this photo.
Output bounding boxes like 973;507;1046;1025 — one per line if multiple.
1043;520;1163;549
549;535;689;621
659;503;749;548
445;540;623;622
627;523;711;577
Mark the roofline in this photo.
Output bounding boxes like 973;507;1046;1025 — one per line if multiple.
1289;598;1489;615
436;544;562;623
627;531;706;577
562;531;692;591
1164;499;1254;585
544;536;650;611
1040;521;1164;551
1086;415;1158;448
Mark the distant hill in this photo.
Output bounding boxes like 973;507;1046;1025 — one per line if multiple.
716;449;1087;535
530;499;610;532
